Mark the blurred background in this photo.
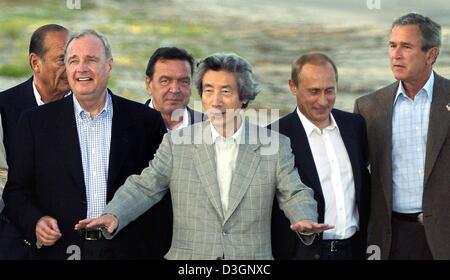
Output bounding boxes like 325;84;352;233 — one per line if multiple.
1;0;449;118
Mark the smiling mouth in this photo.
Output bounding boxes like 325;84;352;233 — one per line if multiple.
314;107;329;113
76;77;93;81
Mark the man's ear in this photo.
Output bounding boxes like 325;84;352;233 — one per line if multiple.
29;53;41;73
145;76;153;97
427;47;439;65
288;79;298;96
107;58;113;72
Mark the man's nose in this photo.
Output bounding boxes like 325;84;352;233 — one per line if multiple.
317;92;328;105
211;92;223;106
391;47;402;59
76;61;89;72
169;80;180;93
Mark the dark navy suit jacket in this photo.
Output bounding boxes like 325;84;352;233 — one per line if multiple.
270;109;370;260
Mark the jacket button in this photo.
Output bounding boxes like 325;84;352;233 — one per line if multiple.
216;257;222;260
314;254;320;259
82;200;87;205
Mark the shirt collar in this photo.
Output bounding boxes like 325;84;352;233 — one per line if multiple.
148;99;155;109
210;116;244;144
394;71;434;105
32;82;45;106
296;107;338;136
149;99;190;131
73;90;112;119
168;108;190;131
32;81;70;106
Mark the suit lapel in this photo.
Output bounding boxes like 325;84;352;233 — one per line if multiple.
107;94;130;197
187;106;204;124
53;96;86;193
20;78;39;109
333;110;361;204
225;123;261;222
376;82;397;212
424;74;450;184
193;123;225;220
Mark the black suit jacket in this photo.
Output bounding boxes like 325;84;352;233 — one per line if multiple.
0;78;37;161
144;99;203;125
3;92;167;259
0;78;39;259
270;109;370;260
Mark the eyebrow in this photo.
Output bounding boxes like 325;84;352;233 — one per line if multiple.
67;54;78;61
389;41;414;46
86;55;100;60
203;84;232;89
159;75;190;80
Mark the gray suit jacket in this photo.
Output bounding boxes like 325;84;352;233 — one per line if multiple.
354;72;450;259
0;114;7;212
105;120;318;260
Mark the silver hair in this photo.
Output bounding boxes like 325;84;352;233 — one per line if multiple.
64;29;112;63
392;13;441;52
195;53;259;108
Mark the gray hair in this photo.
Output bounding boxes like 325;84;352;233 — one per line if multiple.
392;13;441;53
195;53;259;109
64;29;112;63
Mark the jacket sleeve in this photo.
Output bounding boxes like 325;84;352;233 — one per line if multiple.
3;111;45;245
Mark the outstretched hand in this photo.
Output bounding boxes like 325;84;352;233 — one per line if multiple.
74;214;118;235
290;220;334;235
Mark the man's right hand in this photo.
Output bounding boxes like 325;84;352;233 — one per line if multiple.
74;214;118;235
35;216;62;247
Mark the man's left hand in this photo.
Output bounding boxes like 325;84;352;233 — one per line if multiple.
290;220;334;234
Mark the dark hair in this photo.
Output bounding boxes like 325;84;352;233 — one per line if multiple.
29;24;68;57
291;52;338;85
392;13;441;52
145;47;195;78
195;53;259;109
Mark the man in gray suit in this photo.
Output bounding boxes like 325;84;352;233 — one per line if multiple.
0;115;7;211
354;13;450;259
76;53;332;260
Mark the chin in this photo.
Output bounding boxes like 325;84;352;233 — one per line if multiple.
210;118;222;125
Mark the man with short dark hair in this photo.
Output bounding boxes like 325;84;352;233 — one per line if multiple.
141;47;204;259
0;24;69;153
355;13;450;259
0;23;69;260
271;53;370;260
144;47;202;129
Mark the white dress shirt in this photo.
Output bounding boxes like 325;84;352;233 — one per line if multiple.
297;108;359;240
32;82;45;106
149;99;190;131
210;121;243;214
